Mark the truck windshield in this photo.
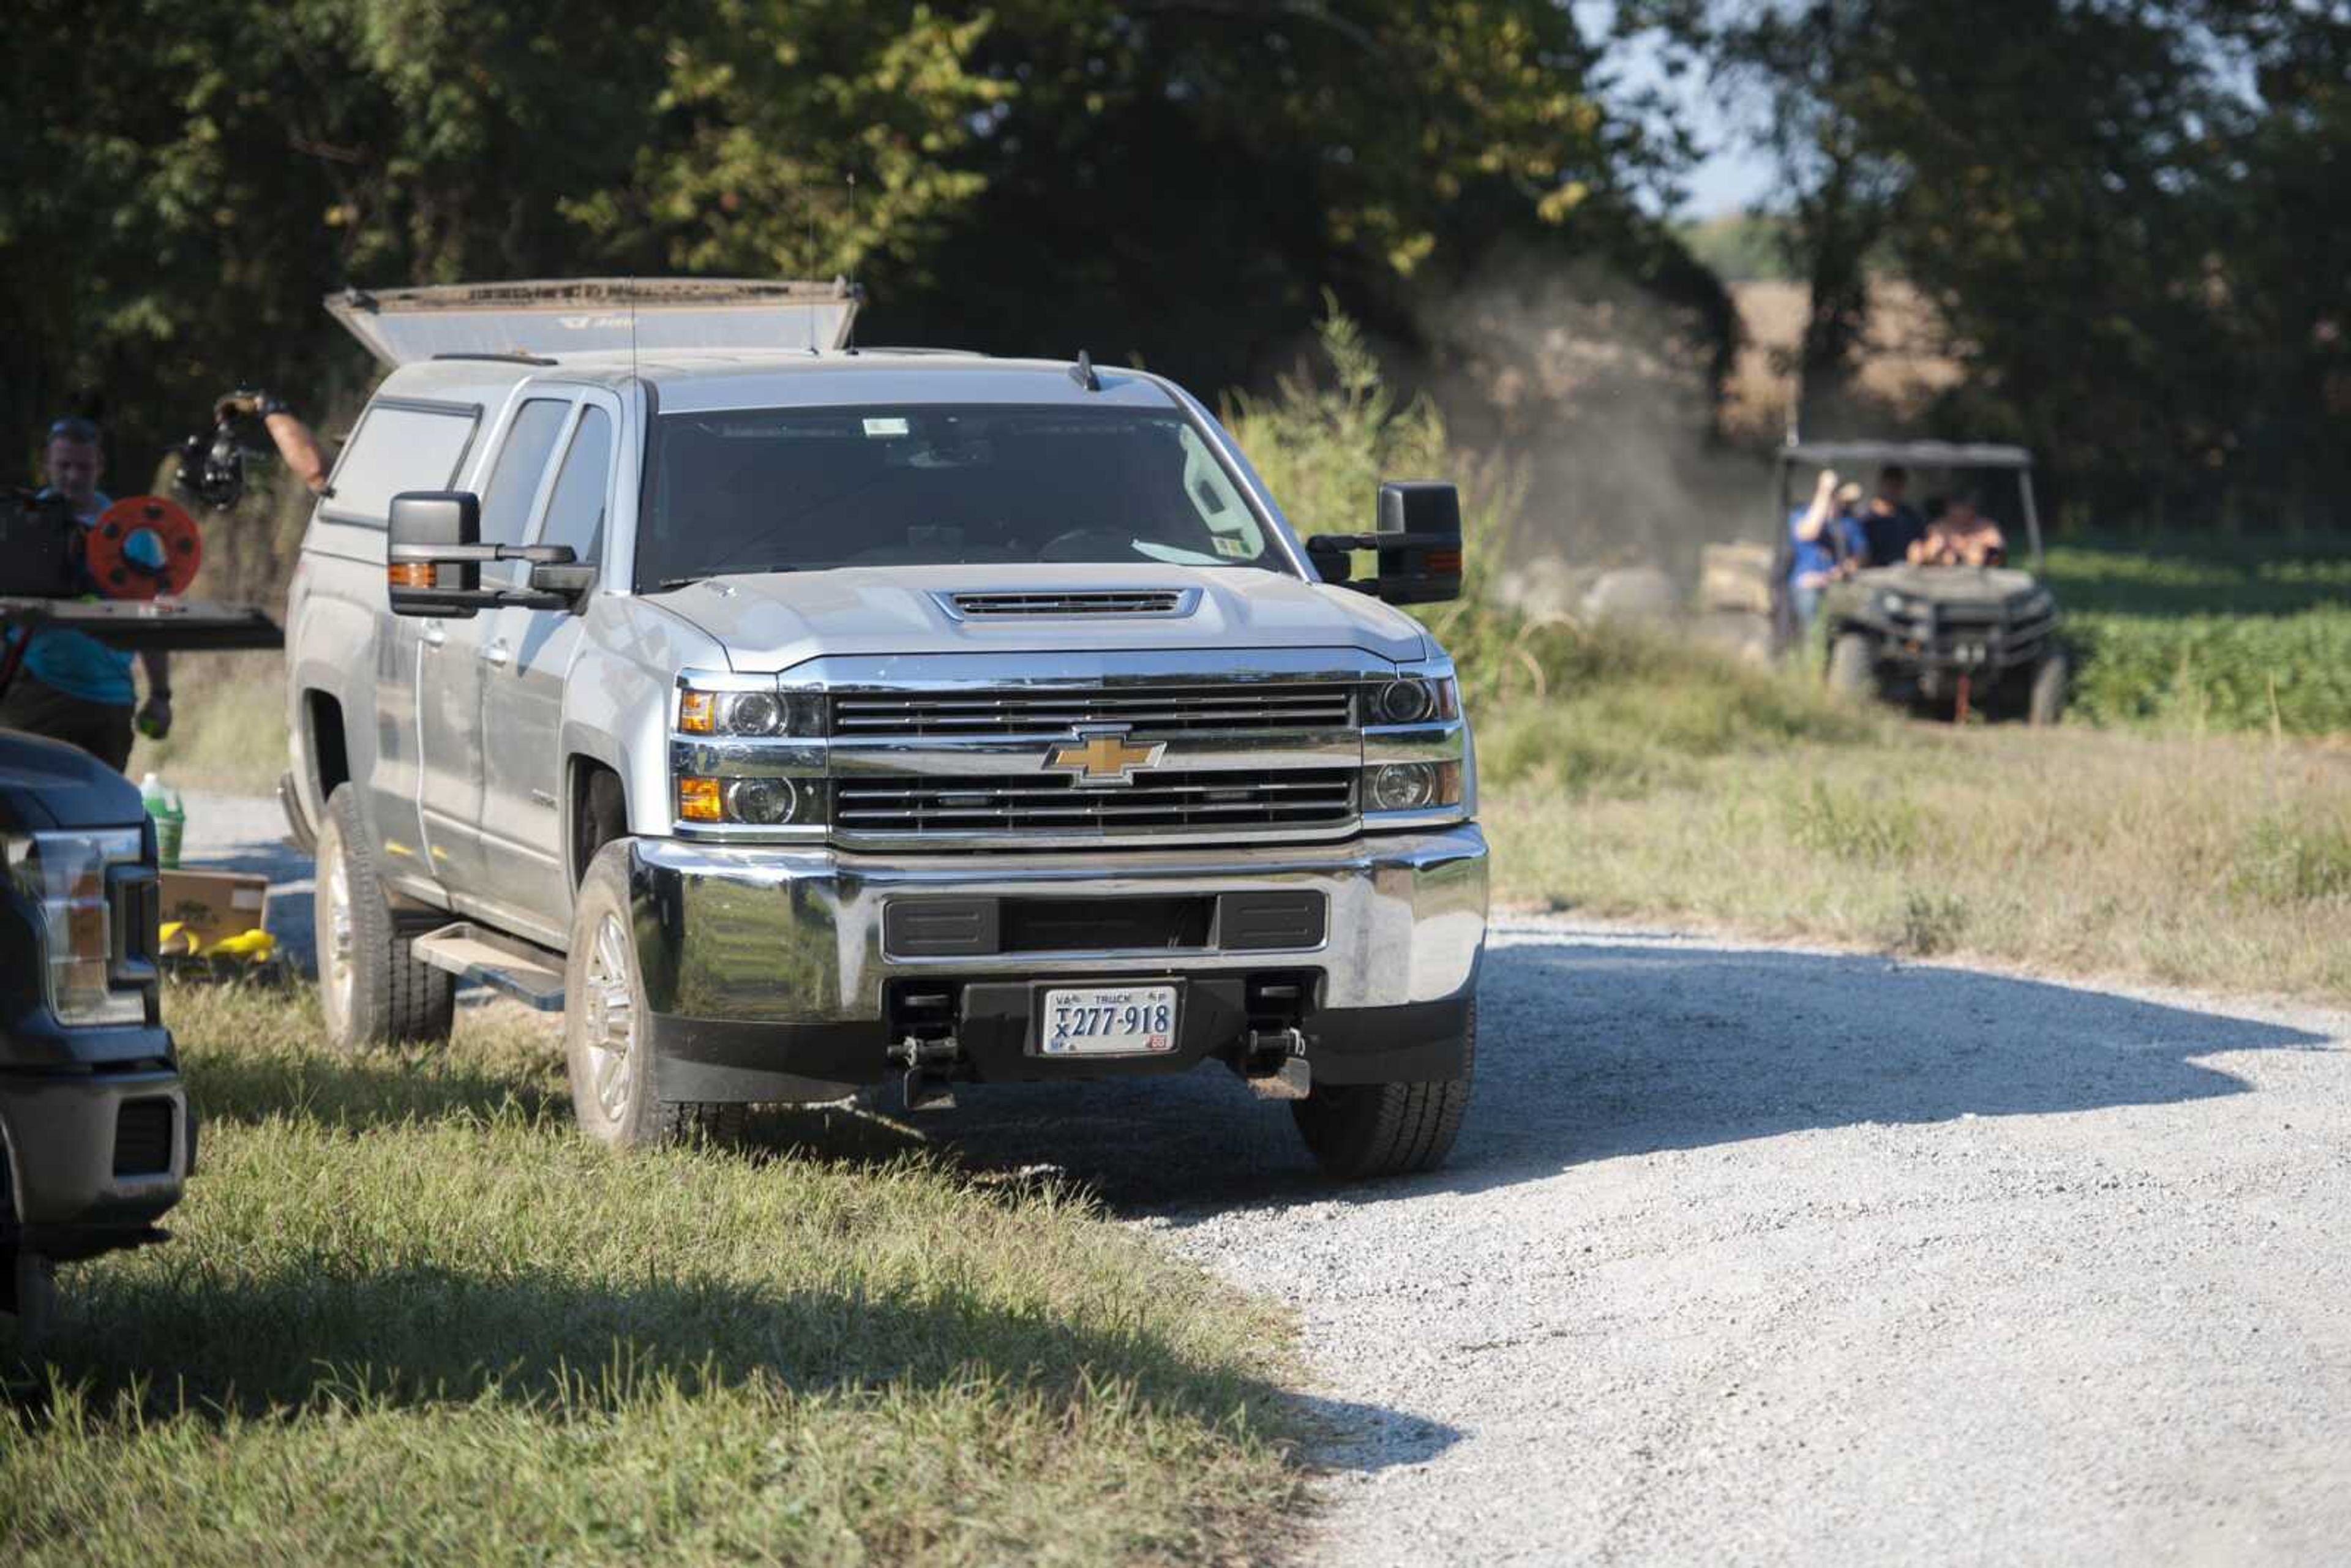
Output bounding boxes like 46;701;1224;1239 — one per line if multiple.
636;403;1280;587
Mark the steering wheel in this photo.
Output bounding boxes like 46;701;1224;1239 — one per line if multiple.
1038;527;1134;562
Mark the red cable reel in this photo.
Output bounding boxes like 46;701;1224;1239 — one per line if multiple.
87;495;203;599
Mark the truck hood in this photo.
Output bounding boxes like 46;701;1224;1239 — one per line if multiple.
1854;563;2046;607
650;564;1433;671
0;730;143;831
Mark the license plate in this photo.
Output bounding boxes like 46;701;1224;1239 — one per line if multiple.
1040;985;1178;1056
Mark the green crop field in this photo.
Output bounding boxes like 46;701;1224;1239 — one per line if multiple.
2041;534;2351;736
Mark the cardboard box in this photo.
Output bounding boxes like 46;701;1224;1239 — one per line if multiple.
158;869;271;953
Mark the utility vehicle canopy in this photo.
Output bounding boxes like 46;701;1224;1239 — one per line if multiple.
325;277;862;368
1772;437;2044;568
1775;440;2034;471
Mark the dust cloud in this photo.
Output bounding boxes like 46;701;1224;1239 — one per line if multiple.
1412;253;1777;620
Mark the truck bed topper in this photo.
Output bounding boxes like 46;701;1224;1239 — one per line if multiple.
325;277;862;368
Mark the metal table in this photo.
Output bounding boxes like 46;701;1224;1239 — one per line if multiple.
0;598;283;700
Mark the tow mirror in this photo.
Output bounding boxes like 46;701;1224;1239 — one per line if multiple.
387;492;482;617
387;490;583;618
1303;480;1464;605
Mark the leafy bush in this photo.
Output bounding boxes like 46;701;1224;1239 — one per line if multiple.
1223;300;1535;707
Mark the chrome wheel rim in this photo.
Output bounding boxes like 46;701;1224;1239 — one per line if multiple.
321;837;356;1026
582;912;636;1122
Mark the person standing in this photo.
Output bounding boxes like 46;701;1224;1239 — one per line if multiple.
0;417;171;770
1786;469;1867;630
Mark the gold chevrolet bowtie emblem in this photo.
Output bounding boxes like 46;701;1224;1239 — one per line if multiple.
1044;729;1166;787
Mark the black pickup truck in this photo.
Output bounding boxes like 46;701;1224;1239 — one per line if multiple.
0;728;190;1336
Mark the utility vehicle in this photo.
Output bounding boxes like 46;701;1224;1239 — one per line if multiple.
1775;440;2068;724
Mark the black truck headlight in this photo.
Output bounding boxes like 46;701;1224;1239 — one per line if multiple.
1370;676;1460;726
6;829;147;1027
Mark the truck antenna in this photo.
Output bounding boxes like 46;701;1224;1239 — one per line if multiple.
844;171;860;355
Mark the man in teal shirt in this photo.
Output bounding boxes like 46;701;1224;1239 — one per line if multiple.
0;417;171;770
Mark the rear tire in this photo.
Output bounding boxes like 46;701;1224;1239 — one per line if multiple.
1291;1000;1476;1179
1828;632;1876;700
313;784;455;1048
2028;651;2070;726
563;841;749;1149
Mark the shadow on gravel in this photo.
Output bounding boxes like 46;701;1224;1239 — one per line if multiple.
852;936;2334;1217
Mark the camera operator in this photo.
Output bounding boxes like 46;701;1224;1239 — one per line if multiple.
0;416;172;771
215;388;331;496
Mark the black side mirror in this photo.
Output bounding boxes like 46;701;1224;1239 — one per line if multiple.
1303;481;1464;605
388;490;582;618
1373;481;1462;604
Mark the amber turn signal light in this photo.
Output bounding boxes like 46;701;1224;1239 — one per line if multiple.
678;690;715;734
677;776;722;822
387;562;435;588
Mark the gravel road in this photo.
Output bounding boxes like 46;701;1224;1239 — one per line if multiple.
181;793;2351;1564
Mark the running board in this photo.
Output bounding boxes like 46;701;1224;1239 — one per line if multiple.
412;923;566;1011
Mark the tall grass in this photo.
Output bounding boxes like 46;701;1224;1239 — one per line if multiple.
1224;302;1549;708
1483;722;2351;1002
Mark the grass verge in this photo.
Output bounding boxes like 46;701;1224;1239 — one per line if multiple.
1482;675;2351;1004
2;988;1301;1566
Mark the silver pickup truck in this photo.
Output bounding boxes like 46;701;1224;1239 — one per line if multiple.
282;280;1487;1179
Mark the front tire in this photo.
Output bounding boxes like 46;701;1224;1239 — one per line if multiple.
1291;1000;1476;1179
313;784;454;1048
2028;650;2070;726
1828;632;1877;700
563;841;748;1149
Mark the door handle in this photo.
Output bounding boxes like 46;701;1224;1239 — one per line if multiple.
480;639;510;669
421;620;446;648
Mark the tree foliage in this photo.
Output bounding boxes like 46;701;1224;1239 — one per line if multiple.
1630;0;2351;528
2;0;1715;489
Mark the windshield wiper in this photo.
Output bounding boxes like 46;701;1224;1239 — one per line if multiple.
651;566;797;592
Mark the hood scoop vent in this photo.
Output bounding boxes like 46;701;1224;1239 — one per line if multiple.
938;588;1201;620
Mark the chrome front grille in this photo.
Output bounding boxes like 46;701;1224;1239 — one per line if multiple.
835;768;1357;836
831;682;1357;737
943;588;1193;618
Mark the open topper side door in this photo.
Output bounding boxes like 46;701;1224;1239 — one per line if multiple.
325;277;862;368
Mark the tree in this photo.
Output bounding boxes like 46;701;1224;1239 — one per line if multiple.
0;0;998;479
2;0;1727;513
1633;0;2351;527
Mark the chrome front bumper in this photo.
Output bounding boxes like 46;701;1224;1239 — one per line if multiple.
626;823;1488;1024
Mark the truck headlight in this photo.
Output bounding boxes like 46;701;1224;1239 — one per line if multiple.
677;686;826;738
6;829;148;1027
1369;676;1460;726
678;775;823;827
1368;761;1463;812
